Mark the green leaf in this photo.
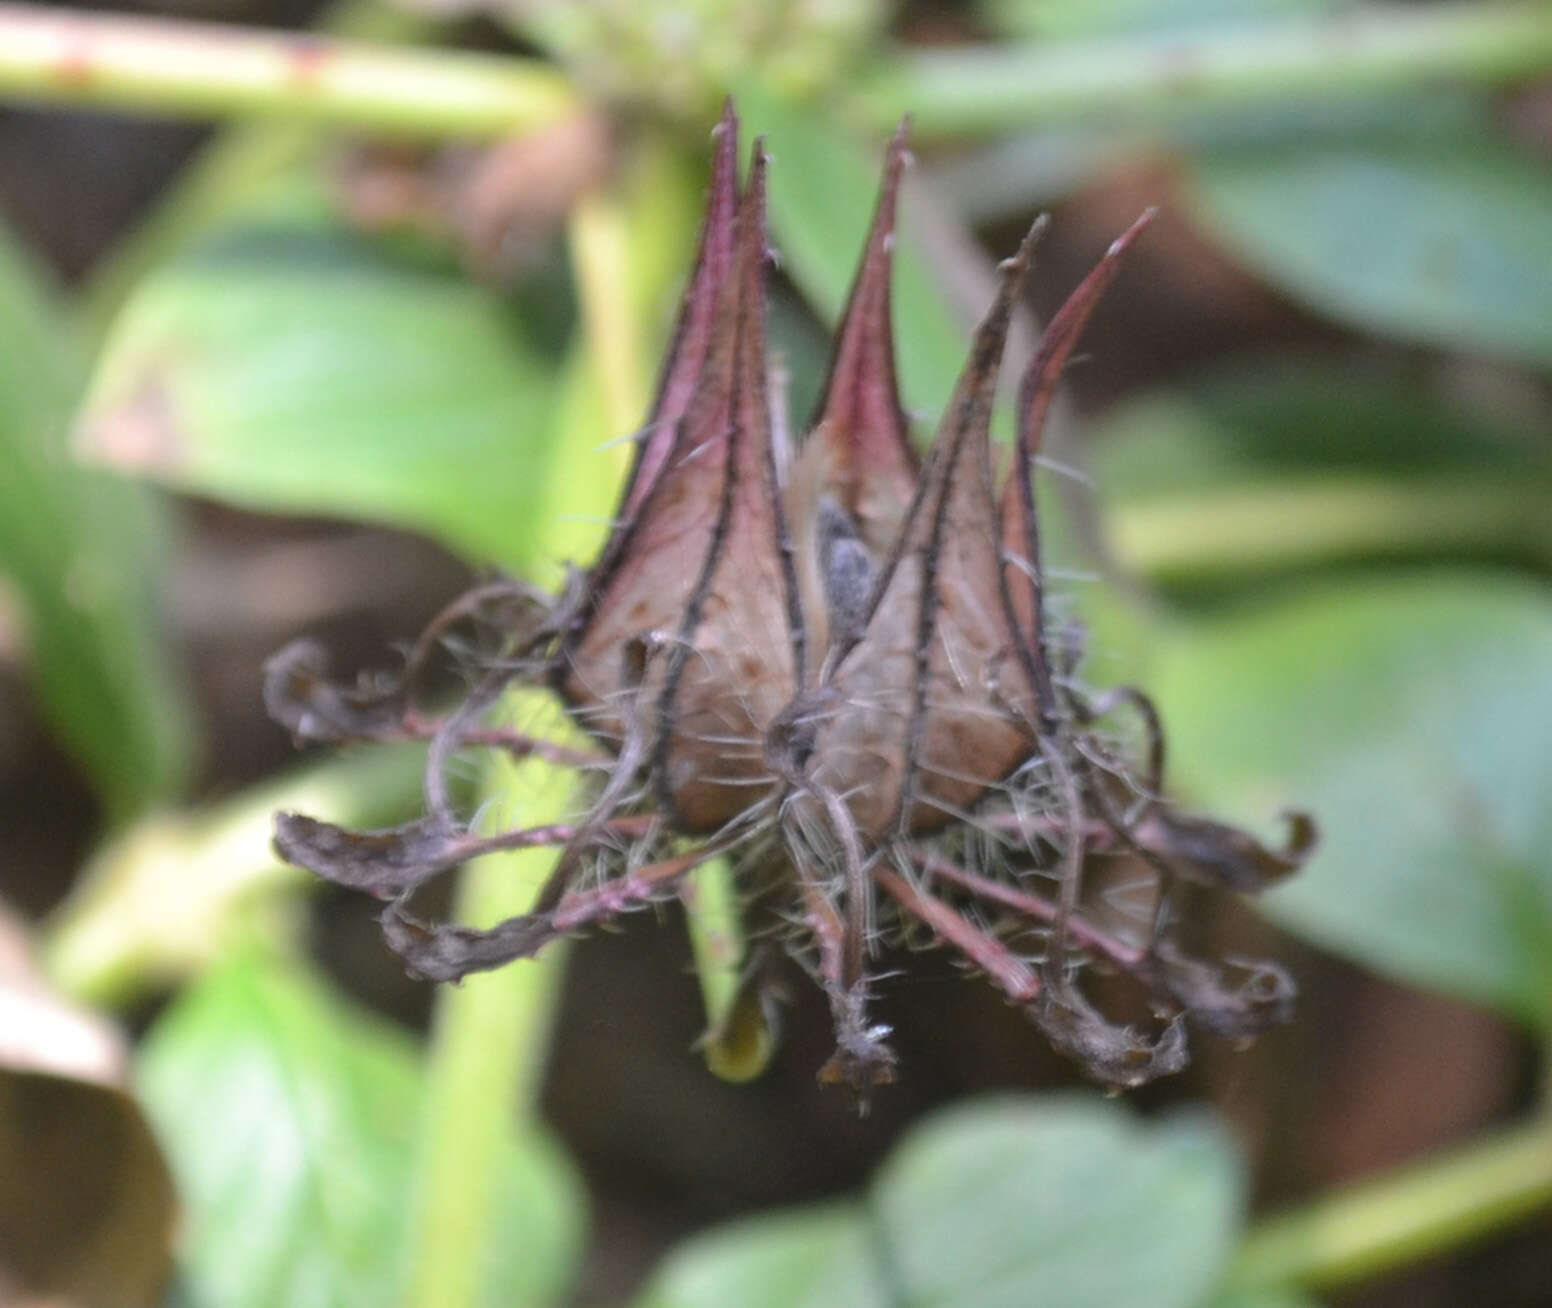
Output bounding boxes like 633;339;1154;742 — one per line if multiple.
641;1096;1243;1308
78;184;566;568
640;1205;888;1308
1151;574;1552;1026
137;954;582;1308
1184;140;1552;367
1090;358;1552;583
44;744;426;1008
1094;357;1543;496
874;1098;1241;1308
0;224;191;819
985;0;1346;41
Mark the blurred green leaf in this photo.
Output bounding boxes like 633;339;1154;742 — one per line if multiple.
642;1096;1242;1308
83;127;316;340
1090;359;1552;583
1152;575;1552;1027
78;185;566;568
44;744;425;1008
137;953;582;1308
930;86;1493;225
639;1205;886;1308
0;224;191;820
874;1098;1241;1308
986;0;1346;40
1184;141;1552;367
82;5;440;334
1095;357;1544;495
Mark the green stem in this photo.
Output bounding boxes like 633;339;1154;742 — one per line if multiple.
79;0;434;333
406;697;575;1308
568;187;647;443
859;4;1552;138
682;859;743;1032
4;3;1550;150
404;182;655;1308
681;856;776;1082
0;0;577;139
1107;475;1552;585
1227;1114;1552;1292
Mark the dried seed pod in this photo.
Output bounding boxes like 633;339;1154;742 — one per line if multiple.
269;103;1317;1101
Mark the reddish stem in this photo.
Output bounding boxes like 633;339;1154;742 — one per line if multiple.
445;811;659;862
913;851;1148;973
550;843;721;932
398;712;609;770
874;864;1040;1003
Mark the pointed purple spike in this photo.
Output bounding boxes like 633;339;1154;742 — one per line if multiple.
894;215;1049;828
652;140;805;829
803;120;917;550
564;138;802;831
1000;208;1156;714
555;103;740;702
561;129;751;734
812;216;1048;839
621;98;741;520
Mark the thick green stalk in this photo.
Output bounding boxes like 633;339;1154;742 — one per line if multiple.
1108;475;1552;584
405;698;577;1308
1227;1115;1552;1292
403;184;650;1308
79;0;434;332
0;1;578;140
4;3;1551;148
860;4;1552;138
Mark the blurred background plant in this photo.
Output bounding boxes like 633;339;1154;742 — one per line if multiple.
0;0;1550;1305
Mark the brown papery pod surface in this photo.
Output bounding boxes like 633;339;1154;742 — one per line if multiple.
269;102;1316;1102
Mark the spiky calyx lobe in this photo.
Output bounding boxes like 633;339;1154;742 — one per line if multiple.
557;110;1154;845
266;104;1316;1099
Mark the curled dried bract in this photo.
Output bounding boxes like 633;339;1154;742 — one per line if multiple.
269;103;1316;1100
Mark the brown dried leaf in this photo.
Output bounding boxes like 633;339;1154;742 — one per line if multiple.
1033;977;1190;1089
1138;809;1318;894
262;638;407;744
1150;942;1298;1040
0;912;175;1308
271;812;463;897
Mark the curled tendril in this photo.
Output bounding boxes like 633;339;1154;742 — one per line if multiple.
267;101;1316;1104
